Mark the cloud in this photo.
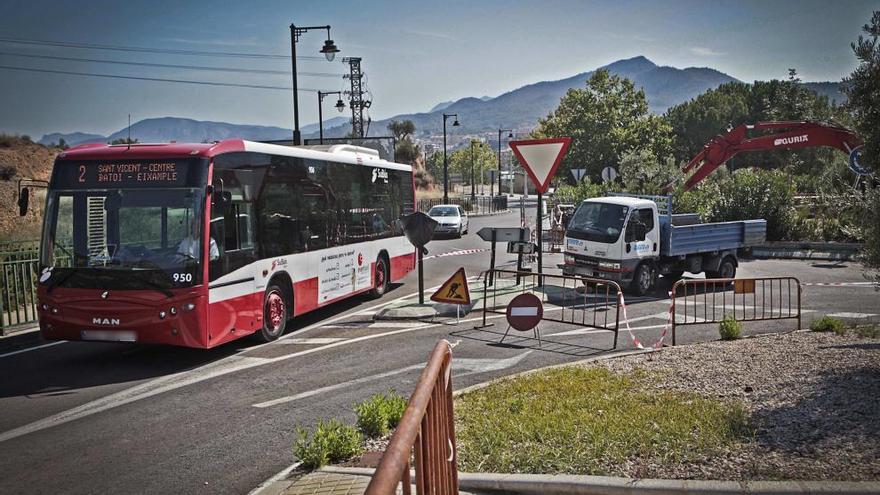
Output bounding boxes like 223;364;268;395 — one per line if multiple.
689;46;726;57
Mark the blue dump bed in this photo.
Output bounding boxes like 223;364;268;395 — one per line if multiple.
659;216;767;257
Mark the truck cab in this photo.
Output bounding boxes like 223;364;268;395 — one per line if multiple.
562;196;660;292
561;194;766;295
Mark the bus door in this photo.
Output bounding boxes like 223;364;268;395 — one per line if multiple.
208;168;261;342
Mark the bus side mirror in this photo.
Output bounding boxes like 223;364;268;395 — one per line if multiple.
18;187;29;216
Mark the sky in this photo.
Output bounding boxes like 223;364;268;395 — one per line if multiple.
0;0;875;139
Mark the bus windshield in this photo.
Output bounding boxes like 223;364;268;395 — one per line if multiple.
40;187;206;290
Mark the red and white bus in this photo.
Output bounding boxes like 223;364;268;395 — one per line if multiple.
36;140;416;348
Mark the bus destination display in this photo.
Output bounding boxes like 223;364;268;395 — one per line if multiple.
56;160;194;188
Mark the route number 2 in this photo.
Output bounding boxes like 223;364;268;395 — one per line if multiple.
173;273;193;283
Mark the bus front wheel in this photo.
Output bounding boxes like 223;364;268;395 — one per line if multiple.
259;284;288;342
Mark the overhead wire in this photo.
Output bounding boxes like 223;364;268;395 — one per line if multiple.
0;36;326;61
0;64;324;92
0;50;342;77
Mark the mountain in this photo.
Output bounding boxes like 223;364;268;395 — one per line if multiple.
321;56;739;137
103;117;291;143
803;82;847;105
38;132;105;147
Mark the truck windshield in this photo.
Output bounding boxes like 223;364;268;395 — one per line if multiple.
40;187;206;290
567;202;629;244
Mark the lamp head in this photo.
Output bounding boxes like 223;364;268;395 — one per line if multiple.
335;99;345;112
320;39;339;61
452;119;460;127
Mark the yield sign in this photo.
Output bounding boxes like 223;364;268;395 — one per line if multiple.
430;267;471;305
509;137;572;193
571;168;587;182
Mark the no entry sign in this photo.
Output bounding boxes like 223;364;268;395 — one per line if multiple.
506;293;543;331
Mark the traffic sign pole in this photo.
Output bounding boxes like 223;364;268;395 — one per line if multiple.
536;191;543;286
418;248;424;304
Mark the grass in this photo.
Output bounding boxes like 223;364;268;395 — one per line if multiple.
454;367;750;475
810;315;846;334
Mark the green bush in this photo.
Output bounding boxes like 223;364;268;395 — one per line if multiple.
293;419;363;470
719;315;742;340
810;315;846;333
355;390;409;438
707;169;797;241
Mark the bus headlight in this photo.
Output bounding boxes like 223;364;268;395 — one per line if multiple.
184;303;196;312
158;311;167;319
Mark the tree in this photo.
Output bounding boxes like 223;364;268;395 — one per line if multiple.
110;138;138;145
843;10;880;285
844;10;880;174
448;139;496;188
387;120;420;165
533;69;673;182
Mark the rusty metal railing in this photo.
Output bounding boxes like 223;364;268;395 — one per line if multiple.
478;269;622;348
365;340;458;495
671;277;802;345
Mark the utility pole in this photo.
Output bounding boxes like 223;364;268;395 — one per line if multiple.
343;57;369;138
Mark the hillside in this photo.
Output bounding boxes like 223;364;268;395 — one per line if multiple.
0;136;59;241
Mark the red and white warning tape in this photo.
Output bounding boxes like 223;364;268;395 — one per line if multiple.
423;248;489;260
802;281;874;287
618;291;671;350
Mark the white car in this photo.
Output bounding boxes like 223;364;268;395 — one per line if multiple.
427;204;469;238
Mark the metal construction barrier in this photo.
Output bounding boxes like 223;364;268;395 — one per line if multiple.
479;269;622;348
417;195;507;216
366;340;458;495
671;277;802;345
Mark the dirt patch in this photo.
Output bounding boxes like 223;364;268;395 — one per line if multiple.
595;330;880;480
0;138;59;242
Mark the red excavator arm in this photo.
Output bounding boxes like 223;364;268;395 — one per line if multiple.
680;121;863;191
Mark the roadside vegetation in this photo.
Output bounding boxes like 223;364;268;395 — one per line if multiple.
454;367;750;474
293;390;408;470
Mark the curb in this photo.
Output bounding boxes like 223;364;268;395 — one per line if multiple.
467;209;511;218
0;323;39;339
317;467;880;495
247;461;303;495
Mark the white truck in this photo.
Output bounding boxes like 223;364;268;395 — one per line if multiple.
560;194;766;295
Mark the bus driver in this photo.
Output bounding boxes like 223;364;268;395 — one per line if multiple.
178;218;220;261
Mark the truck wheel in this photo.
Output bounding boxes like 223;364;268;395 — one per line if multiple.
707;257;736;280
630;263;655;296
259;284;288;342
369;255;389;298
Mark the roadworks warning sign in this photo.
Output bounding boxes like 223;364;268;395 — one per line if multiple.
430;267;471;305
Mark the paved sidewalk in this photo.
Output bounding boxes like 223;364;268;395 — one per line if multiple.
283;471;371;495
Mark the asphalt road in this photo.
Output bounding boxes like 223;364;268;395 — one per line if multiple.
0;208;877;494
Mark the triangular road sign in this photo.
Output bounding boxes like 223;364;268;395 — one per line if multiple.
571;168;587;182
509;137;572;193
430;267;471;305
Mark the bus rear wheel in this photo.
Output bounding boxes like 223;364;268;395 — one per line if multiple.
259;284;288;342
370;255;389;298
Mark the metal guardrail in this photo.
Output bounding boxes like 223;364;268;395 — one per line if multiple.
1;256;40;334
417;195;507;216
671;277;802;345
366;340;458;495
479;269;622;348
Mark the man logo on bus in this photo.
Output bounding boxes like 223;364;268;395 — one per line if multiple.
371;168;389;184
271;258;288;271
93;317;120;326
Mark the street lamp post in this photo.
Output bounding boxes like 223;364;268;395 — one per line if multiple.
317;91;345;144
470;139;477;202
290;23;339;145
496;128;513;196
442;113;459;204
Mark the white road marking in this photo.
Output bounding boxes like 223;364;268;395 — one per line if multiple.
510;307;538;316
0;341;66;359
367;321;431;329
276;338;348;345
252;351;531;408
827;312;877;319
